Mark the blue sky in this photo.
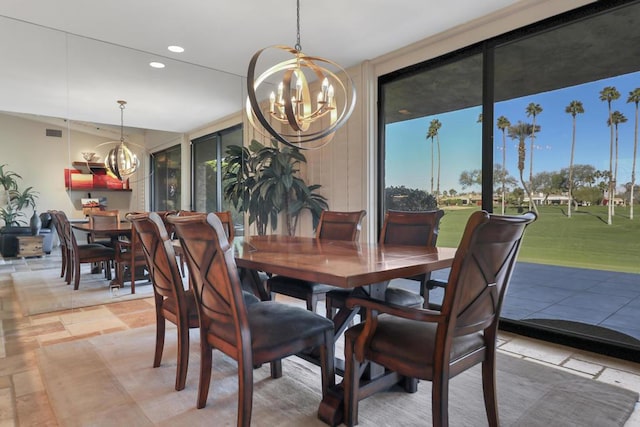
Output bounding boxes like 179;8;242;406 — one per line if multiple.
386;71;640;194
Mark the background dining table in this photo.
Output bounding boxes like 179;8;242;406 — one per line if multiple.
71;221;141;292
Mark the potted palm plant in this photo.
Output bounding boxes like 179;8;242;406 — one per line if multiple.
0;164;39;257
223;139;328;236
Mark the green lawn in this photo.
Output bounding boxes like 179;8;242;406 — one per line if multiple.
435;205;640;274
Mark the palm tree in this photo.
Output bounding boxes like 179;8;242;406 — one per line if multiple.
608;110;627;217
496;116;511;214
599;86;620;225
525;102;543;210
508;121;539;214
627;88;640;220
565;100;584;218
426;119;441;202
431;119;442;205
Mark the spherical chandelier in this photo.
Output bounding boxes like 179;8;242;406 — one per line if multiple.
246;0;356;150
104;100;139;181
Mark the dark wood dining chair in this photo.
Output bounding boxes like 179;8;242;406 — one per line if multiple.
325;209;445;317
266;210;367;312
52;210;116;290
342;210;537;427
87;209;120;246
168;213;335;426
126;211;200;391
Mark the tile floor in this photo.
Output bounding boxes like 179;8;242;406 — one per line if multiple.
1;251;639;426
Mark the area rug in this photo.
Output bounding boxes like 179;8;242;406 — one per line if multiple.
12;266;154;316
37;326;638;427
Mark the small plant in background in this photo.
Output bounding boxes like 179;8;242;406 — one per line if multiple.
0;164;38;227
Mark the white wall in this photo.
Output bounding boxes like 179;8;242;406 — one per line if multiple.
0;113;147;222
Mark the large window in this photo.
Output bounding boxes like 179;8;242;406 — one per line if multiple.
380;1;640;359
380;51;483;226
192;124;243;232
150;144;181;211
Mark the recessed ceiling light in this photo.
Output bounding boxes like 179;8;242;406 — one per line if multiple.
168;45;184;53
398;109;411;115
149;62;165;69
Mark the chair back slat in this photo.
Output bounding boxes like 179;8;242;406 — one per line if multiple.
88;210;120;227
379;210;444;246
316;210;366;242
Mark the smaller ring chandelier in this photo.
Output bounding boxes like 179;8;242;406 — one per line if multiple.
246;0;356;150
105;100;139;181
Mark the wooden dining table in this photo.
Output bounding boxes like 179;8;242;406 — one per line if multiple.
233;234;456;426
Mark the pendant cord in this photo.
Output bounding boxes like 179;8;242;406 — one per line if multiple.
118;100;127;143
295;0;301;52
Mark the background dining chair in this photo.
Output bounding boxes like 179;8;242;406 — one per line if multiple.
342;210;537;427
113;215;148;294
169;213;335;425
266;210;366;312
87;209;120;247
53;211;116;290
325;209;445;317
126;212;200;391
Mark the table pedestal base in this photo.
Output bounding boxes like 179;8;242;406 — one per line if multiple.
318;371;407;426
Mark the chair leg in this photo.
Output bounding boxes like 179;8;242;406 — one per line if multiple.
116;261;124;287
153;297;165;368
60;248;66;278
73;259;81;290
482;357;499;427
105;260;112;280
431;375;449;427
238;354;254;427
270;360;282;379
307;295;318;312
420;281;430;309
344;336;360;427
130;264;136;294
65;251;73;284
325;296;337;320
175;319;190;391
197;331;213;409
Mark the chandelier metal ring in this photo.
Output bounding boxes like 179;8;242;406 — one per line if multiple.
246;45;356;150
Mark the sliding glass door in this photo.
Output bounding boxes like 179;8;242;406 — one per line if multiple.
191;124;244;234
379;0;640;359
150;145;181;211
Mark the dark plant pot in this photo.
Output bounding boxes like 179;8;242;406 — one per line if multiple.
0;226;32;257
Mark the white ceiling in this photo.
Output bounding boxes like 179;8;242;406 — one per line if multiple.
0;0;521;133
